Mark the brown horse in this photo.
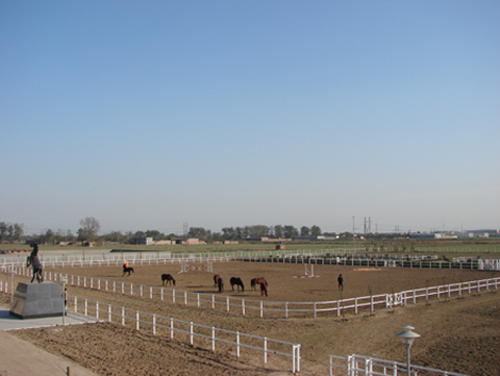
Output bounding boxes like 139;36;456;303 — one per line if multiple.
217;277;224;293
213;274;221;287
161;274;176;286
250;277;268;296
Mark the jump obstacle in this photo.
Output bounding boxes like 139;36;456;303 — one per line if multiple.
178;261;213;274
293;264;319;278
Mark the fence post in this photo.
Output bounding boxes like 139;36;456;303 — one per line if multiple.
96;302;99;319
170;318;174;339
236;331;240;357
121;307;125;326
184;291;187;305
211;327;215;351
150;287;153;299
153;314;156;335
285;302;289;319
136;311;140;330
190;322;194;345
108;304;112;322
264;337;268;364
226;297;230;312
314;302;317;319
242;299;245;315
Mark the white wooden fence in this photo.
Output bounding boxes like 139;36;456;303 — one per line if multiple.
2;250;499;272
67;295;301;373
5;265;499;320
329;354;469;376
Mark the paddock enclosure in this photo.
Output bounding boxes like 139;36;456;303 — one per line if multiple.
43;260;498;304
3;255;500;375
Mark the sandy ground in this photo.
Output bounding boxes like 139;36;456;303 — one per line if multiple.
1;261;500;375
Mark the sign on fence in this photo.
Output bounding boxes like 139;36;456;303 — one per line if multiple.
386;293;403;309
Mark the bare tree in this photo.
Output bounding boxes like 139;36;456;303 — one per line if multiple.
77;217;101;243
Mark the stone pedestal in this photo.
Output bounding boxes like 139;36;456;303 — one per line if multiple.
9;282;64;319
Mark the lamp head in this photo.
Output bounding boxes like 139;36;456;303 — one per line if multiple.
396;325;421;347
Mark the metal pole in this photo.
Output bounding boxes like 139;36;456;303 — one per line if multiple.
62;281;66;326
9;270;14;301
406;343;411;376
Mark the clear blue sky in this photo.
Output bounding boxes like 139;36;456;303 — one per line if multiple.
1;1;499;235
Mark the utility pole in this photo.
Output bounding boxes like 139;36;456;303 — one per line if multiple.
352;216;355;250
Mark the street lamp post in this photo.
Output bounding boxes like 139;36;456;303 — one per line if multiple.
9;269;15;301
396;325;420;376
59;276;68;326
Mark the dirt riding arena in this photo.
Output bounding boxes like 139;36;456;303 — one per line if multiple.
3;260;500;375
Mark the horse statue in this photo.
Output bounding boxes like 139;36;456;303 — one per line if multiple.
122;264;134;276
230;277;244;292
161;273;176;286
251;277;268;296
26;243;43;283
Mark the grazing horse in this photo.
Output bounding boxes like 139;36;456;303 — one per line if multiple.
26;243;43;283
230;277;244;292
217;277;224;293
213;274;221;287
122;264;134;276
251;277;268;296
161;274;176;286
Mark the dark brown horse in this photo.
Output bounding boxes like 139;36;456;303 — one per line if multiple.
230;277;244;292
213;274;221;287
251;277;268;296
161;274;176;286
217;277;224;293
122;264;134;276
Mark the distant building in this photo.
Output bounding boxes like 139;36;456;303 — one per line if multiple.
134;237;153;245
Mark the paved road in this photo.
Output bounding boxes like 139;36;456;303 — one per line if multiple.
0;306;99;376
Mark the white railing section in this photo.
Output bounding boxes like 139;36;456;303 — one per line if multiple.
237;255;500;271
65;294;300;374
0;256;233;269
329;354;469;376
0;248;365;267
2;252;499;273
4;266;499;320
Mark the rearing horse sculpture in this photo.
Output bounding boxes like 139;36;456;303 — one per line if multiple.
26;243;43;283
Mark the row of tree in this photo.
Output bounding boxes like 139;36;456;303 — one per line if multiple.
1;218;329;245
0;222;24;242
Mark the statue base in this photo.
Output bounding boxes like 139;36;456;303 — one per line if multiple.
10;282;64;319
